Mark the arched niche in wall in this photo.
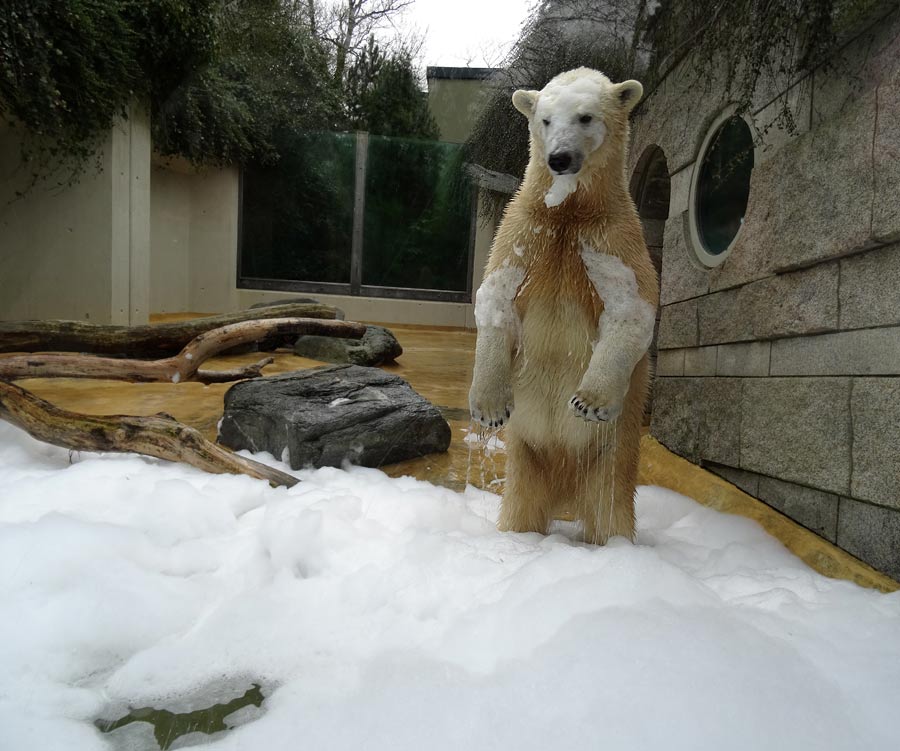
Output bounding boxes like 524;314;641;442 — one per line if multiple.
629;145;670;277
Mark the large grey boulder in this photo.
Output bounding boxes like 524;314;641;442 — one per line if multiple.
218;365;450;469
293;325;402;366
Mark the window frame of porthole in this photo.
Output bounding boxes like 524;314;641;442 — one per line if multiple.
687;106;757;268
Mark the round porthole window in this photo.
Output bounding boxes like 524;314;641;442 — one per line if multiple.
689;112;754;266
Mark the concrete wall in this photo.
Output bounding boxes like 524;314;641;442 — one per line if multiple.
149;159;240;315
3;68;499;328
150;164;192;313
426;68;497;144
636;7;900;578
188;167;240;314
0;108;150;324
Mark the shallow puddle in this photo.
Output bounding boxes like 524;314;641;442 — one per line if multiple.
96;683;265;750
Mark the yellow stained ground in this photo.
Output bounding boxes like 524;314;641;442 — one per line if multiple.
8;317;897;593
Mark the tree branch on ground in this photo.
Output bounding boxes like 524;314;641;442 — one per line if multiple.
0;381;299;488
0;318;366;383
0;314;368;487
0;303;343;357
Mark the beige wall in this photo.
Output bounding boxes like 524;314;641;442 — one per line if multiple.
427;77;490;144
149;160;239;315
110;105;151;325
188;167;239;314
150;165;192;313
0;122;112;321
0;108;150;324
2;109;494;329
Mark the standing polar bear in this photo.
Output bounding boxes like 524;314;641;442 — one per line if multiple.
469;67;659;544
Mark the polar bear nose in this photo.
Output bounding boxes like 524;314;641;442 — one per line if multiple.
548;150;581;174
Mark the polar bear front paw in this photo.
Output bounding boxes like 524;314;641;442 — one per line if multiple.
469;381;514;428
569;387;624;423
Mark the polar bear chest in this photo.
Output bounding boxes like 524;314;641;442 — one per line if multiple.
512;238;600;372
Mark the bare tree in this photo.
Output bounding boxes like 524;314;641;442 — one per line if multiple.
314;0;414;84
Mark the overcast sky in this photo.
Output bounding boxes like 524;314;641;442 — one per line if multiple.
401;0;534;68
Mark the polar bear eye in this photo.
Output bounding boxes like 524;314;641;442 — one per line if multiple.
542;119;550;126
579;115;593;124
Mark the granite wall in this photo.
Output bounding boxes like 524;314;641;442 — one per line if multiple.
631;7;900;578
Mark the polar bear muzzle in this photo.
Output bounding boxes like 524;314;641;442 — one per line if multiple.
548;150;582;175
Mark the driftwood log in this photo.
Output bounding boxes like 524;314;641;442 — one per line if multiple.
0;317;366;383
0;381;299;488
0;303;341;357
0;315;369;488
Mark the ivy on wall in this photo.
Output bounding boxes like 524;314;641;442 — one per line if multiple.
0;1;436;188
465;0;845;219
0;0;217;188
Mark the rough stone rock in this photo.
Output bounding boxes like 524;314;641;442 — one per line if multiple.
756;475;839;542
658;299;698;349
746;263;839;340
697;287;753;345
218;365;451;470
683;346;716;377
873;85;900;242
704;463;761;497
651;377;699;460
695;378;742;466
850;378;900;507
840;243;900;330
770;327;900;377
660;212;709;306
293;325;403;366
716;341;770;377
629;65;730;173
656;348;685;377
699;263;838;346
740;377;852;495
710;89;877;291
651;377;741;465
837;497;900;581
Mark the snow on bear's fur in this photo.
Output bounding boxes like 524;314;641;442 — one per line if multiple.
469;67;659;544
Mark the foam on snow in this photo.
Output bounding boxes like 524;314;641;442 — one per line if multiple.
0;420;898;750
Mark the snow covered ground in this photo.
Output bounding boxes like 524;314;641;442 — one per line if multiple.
1;419;899;751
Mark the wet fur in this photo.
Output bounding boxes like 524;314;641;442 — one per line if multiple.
474;68;659;544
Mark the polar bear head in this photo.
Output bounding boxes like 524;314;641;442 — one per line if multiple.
513;68;643;207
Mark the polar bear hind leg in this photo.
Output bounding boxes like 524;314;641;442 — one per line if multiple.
498;434;556;534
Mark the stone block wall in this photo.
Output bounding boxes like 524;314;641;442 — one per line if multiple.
644;9;900;579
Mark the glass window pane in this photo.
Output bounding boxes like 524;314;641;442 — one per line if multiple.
696;116;754;255
362;135;472;292
240;131;356;284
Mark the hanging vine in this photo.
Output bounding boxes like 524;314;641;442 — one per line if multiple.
465;0;850;219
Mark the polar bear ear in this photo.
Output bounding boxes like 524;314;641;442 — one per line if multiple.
512;89;539;117
615;80;643;112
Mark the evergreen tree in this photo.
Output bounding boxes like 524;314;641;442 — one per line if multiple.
344;36;438;140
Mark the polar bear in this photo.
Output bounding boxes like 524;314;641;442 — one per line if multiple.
469;67;659;544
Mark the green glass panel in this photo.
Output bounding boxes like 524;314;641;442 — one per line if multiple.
362;135;472;291
696;116;754;255
240;131;355;283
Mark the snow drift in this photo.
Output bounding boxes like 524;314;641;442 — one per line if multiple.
0;421;898;750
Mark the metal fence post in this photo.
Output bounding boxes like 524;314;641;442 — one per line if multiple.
350;131;368;295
